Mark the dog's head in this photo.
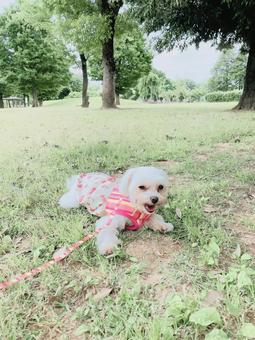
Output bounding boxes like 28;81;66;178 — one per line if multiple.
119;166;169;214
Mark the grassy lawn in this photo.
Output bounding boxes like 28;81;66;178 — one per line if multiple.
0;98;255;339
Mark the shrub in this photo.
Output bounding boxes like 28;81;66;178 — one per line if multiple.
68;91;81;98
88;85;101;97
205;90;242;102
58;87;71;99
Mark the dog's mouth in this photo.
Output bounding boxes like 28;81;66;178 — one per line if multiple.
144;203;156;214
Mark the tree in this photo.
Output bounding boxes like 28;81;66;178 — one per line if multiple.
0;16;14;108
5;16;71;106
137;70;162;101
100;0;123;108
129;0;255;110
136;69;175;102
208;49;248;91
51;4;105;107
89;27;152;104
47;0;124;109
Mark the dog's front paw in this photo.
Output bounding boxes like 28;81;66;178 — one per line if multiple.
97;237;121;255
154;222;174;233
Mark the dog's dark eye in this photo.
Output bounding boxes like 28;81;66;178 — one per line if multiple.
158;185;164;191
138;185;146;190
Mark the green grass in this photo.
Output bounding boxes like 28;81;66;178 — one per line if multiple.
0;98;255;339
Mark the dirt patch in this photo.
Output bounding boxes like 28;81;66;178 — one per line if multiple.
225;186;255;256
215;142;234;152
195;154;209;162
125;233;181;272
169;174;193;187
230;212;255;256
154;159;180;168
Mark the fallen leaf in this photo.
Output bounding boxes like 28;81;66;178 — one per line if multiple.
203;204;218;213
14;237;32;254
53;246;69;261
176;208;182;219
94;287;112;301
247;192;255;199
232;244;241;258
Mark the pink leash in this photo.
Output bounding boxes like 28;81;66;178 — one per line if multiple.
0;221;113;291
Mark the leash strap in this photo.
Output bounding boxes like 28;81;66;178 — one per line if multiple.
0;218;113;291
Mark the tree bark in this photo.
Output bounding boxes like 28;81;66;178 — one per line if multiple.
32;88;39;107
115;93;120;105
23;94;26;107
80;53;89;108
235;42;255;110
101;0;123;109
0;93;4;108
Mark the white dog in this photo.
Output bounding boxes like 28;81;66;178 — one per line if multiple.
59;167;174;255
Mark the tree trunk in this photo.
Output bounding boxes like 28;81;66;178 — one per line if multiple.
115;93;120;105
0;93;4;108
101;0;123;109
80;53;89;108
235;43;255;110
32;88;39;107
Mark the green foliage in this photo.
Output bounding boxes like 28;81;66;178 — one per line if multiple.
200;238;221;266
205;90;242;102
69;77;82;92
88;85;101;97
68;91;82;98
208;49;248;91
137;70;164;101
189;307;221;327
135;74;206;103
205;329;229;340
239;323;255;339
129;0;255;51
0;17;14;99
0;4;71;102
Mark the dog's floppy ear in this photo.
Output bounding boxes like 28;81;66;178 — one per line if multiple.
119;168;135;195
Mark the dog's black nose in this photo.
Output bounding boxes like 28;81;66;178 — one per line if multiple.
150;196;159;204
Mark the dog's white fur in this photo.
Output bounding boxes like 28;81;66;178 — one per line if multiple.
59;167;174;255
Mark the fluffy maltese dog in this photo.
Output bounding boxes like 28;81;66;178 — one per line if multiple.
59;167;174;255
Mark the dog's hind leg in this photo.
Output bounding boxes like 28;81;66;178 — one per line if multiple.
59;176;80;209
59;191;80;208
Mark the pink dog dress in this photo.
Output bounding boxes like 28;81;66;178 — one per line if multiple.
76;173;152;230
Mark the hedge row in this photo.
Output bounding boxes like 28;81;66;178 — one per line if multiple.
205;90;242;102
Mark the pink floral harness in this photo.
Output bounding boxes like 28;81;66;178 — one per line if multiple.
76;173;152;230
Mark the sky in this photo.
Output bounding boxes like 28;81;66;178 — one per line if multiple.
0;0;219;83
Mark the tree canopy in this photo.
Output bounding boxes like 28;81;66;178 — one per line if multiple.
0;3;71;107
129;0;255;109
208;49;248;92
